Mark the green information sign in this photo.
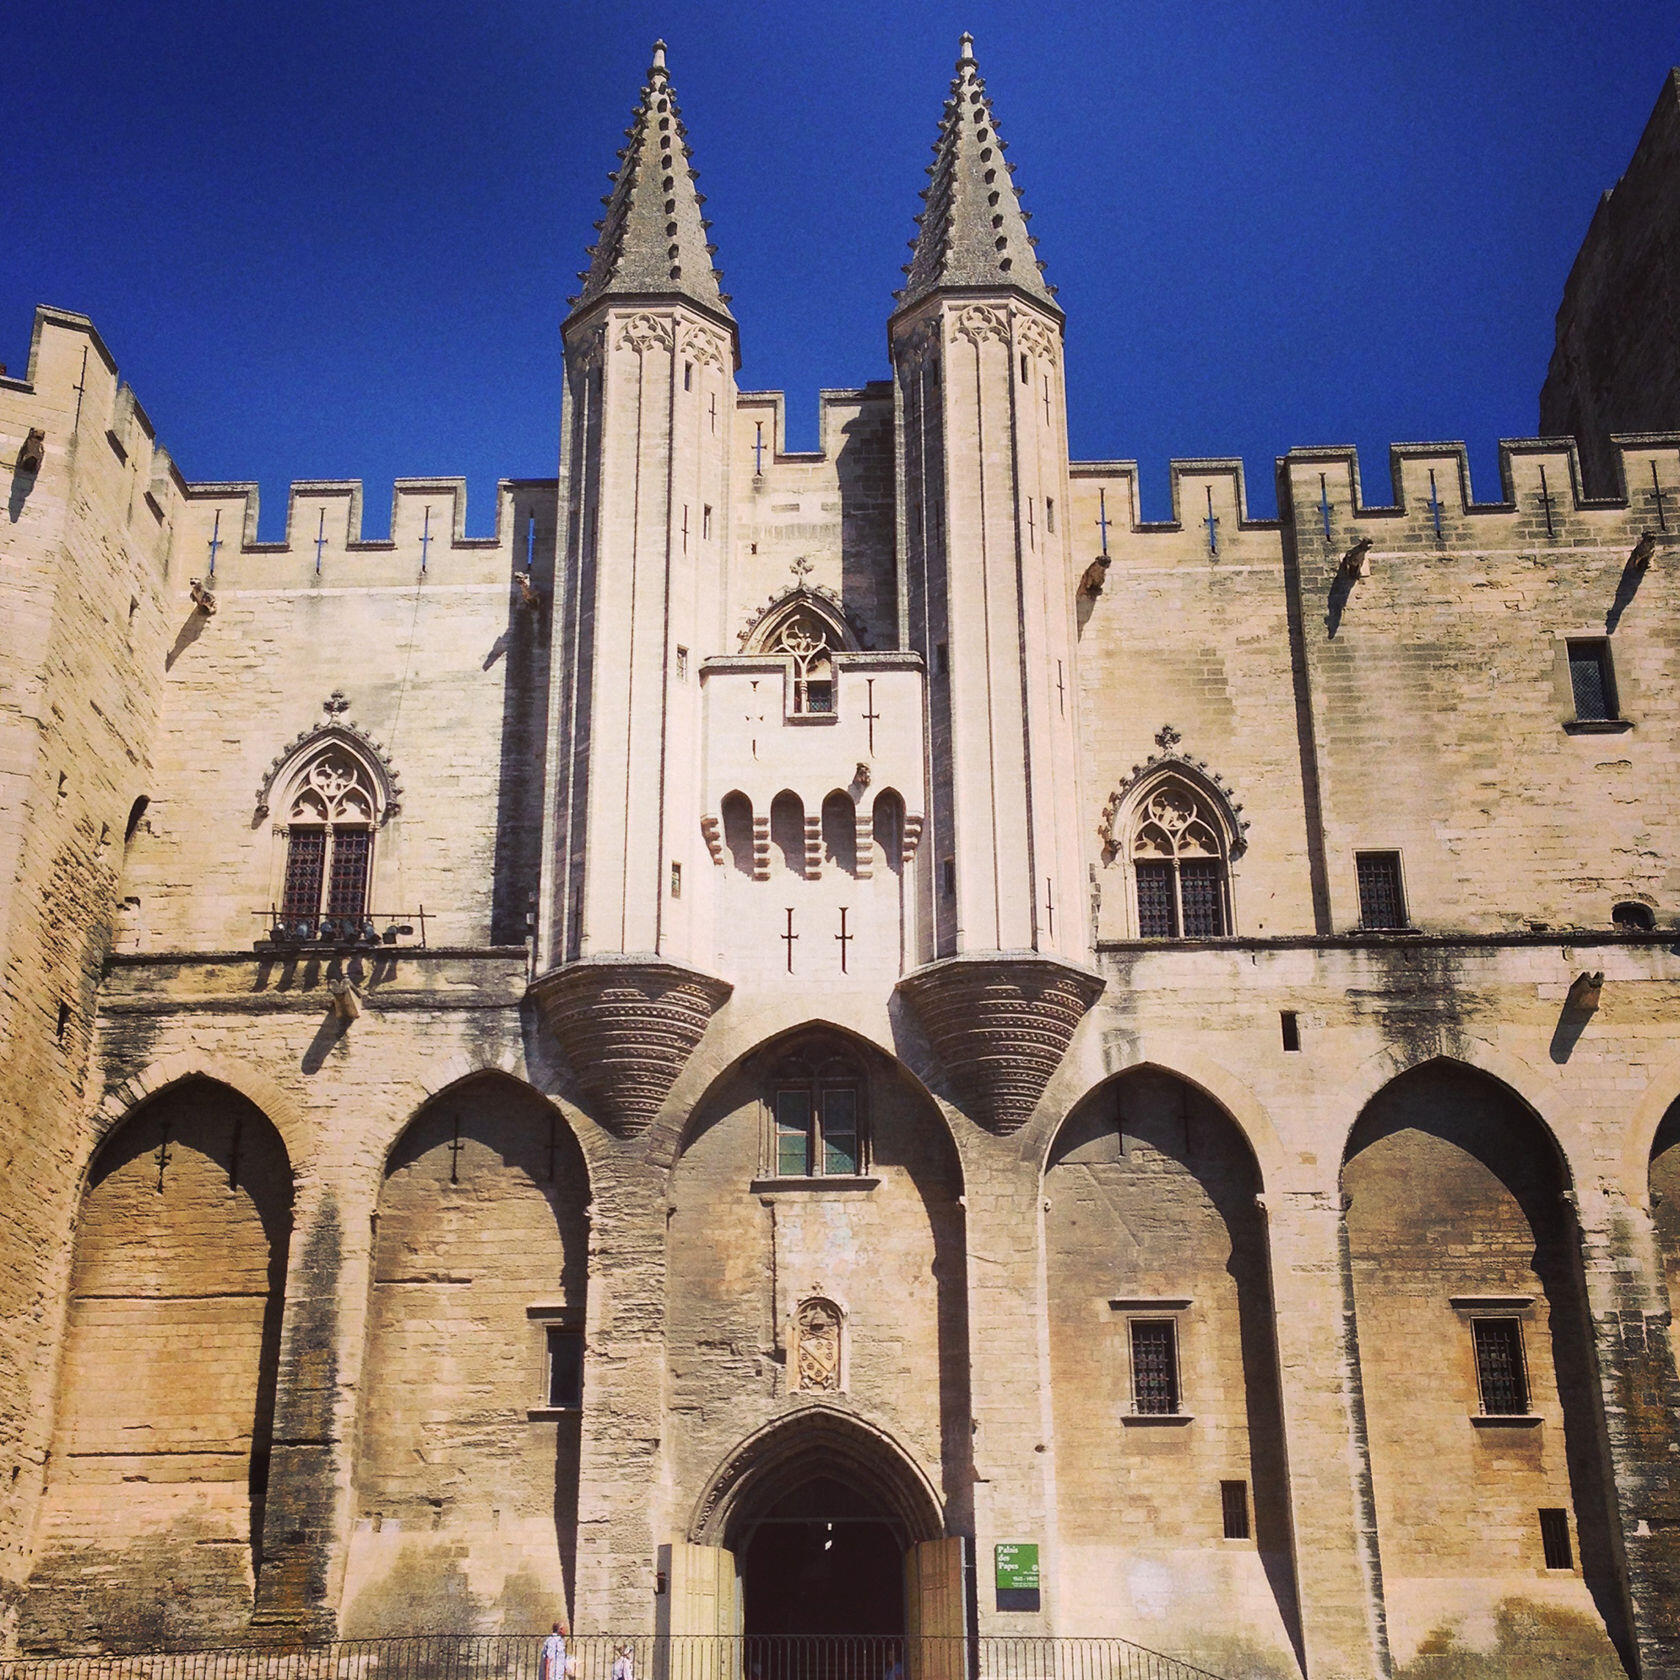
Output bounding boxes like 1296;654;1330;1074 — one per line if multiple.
994;1542;1040;1591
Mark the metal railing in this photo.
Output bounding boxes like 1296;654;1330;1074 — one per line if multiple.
252;908;429;950
0;1636;1228;1680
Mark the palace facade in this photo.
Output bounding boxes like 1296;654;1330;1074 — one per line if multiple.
3;41;1680;1680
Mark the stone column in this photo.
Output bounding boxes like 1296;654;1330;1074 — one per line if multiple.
573;1149;672;1632
960;1131;1057;1636
1263;1187;1389;1680
252;1178;362;1640
1574;1188;1680;1677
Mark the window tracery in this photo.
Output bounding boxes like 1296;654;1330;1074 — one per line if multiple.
770;610;835;715
1128;778;1230;939
279;745;380;936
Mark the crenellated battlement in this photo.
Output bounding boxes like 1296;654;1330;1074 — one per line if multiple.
1280;434;1680;559
178;476;556;585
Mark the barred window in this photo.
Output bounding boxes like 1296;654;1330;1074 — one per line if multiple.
1129;1319;1180;1416
1567;639;1616;722
1220;1480;1250;1540
1539;1508;1573;1571
1131;779;1230;938
1473;1318;1529;1415
279;746;378;935
1355;852;1406;930
769;1048;865;1178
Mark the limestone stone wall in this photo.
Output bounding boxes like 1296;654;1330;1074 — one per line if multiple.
127;477;555;954
341;1076;590;1637
663;1030;970;1535
1045;1069;1299;1678
0;308;180;1634
729;390;896;652
22;1081;293;1653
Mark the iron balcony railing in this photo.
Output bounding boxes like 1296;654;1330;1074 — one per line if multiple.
253;908;430;950
0;1635;1229;1680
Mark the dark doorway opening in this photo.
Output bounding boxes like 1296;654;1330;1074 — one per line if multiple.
740;1477;906;1638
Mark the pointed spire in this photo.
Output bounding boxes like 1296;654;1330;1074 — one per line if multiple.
569;41;733;324
896;33;1058;317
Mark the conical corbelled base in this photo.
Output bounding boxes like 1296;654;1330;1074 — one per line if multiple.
897;953;1105;1134
531;956;731;1137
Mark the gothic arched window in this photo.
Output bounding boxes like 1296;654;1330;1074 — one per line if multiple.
1130;777;1231;938
280;746;379;937
773;611;835;715
769;1046;865;1178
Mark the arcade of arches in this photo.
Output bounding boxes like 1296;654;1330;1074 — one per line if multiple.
16;1054;1680;1677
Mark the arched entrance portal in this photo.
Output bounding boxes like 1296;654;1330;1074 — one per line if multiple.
739;1475;904;1636
678;1411;964;1650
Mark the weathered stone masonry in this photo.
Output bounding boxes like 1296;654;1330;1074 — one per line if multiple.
5;36;1680;1680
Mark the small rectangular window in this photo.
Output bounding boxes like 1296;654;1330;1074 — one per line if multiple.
941;858;956;897
1473;1317;1530;1415
1567;638;1616;721
669;861;682;899
1220;1480;1250;1540
702;505;713;539
935;642;949;677
56;1001;70;1042
675;645;689;680
1046;497;1056;533
683;361;693;391
775;1089;810;1177
1356;852;1406;930
1280;1011;1300;1052
1539;1507;1573;1571
1130;1319;1180;1415
1020;353;1030;384
545;1326;583;1409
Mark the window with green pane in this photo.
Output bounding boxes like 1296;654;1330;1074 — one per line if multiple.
775;1088;811;1176
768;1049;865;1178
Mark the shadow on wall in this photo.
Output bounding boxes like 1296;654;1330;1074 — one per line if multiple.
490;506;553;946
20;1078;294;1654
1043;1068;1304;1677
1343;1060;1633;1679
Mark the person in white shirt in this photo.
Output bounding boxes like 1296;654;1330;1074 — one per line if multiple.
541;1622;570;1680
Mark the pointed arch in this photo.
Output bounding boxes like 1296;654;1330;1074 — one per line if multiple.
255;719;402;826
822;789;858;875
739;585;862;656
1101;761;1244;938
25;1078;294;1650
689;1406;946;1550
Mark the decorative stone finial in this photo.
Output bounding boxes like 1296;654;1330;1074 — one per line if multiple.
958;32;975;62
650;40;667;76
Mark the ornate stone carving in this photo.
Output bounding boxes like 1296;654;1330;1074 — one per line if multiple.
614;311;676;353
891;313;941;372
793;1297;843;1392
1013;313;1058;363
679;322;726;368
897;953;1105;1135
531;957;732;1137
1099;741;1249;865
950;303;1010;346
739;583;866;653
255;710;402;824
568;323;607;374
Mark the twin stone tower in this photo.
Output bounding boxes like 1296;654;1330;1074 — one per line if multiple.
536;38;1101;1140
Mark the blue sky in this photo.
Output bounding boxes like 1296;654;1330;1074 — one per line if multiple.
4;2;1676;533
